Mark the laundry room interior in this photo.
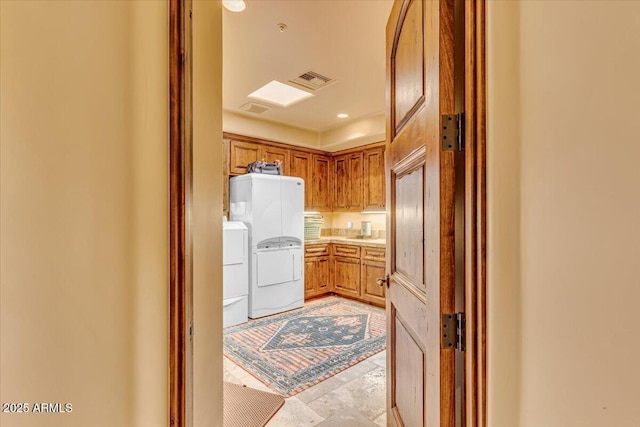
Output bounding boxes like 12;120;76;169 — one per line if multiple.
220;1;392;426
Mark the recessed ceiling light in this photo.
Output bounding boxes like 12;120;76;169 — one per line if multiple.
337;113;349;119
222;0;246;12
248;80;314;108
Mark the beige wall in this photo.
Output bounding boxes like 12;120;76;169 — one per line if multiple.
223;110;385;151
0;1;168;426
488;1;640;426
223;110;319;148
318;113;385;151
193;1;224;426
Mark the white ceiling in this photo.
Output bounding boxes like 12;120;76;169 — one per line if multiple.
222;0;394;132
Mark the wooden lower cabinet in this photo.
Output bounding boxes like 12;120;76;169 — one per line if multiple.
304;243;331;299
360;261;386;306
305;256;331;299
304;258;315;298
304;243;386;306
333;256;361;299
315;257;330;294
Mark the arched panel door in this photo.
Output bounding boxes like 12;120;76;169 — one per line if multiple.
385;0;462;426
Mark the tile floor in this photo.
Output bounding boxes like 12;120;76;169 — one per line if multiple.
223;349;387;427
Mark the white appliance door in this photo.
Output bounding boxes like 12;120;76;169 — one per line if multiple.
280;177;304;241
256;249;294;287
251;175;282;245
223;227;245;265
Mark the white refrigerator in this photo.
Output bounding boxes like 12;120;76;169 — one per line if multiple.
229;174;304;318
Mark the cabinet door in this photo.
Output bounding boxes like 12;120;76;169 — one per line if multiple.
333;155;349;210
363;147;385;210
333;256;360;298
261;145;290;175
229;140;260;175
304;257;316;299
311;154;332;211
361;261;386;306
315;256;330;294
348;152;364;211
291;150;312;207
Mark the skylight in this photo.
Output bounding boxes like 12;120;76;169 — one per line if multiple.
248;80;314;107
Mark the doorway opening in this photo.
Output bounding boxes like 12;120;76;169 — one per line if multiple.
169;0;486;426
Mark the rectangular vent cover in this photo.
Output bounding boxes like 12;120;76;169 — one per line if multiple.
290;71;335;91
239;102;270;114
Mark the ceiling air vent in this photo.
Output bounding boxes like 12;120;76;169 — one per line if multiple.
290;71;335;91
239;102;270;114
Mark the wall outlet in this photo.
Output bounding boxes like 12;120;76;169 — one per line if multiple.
347;221;353;229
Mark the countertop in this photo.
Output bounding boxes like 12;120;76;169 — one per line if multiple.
304;236;386;247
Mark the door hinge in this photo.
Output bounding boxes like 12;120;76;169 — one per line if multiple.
442;312;466;351
441;113;465;151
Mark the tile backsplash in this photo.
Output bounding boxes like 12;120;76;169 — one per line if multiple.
314;212;386;239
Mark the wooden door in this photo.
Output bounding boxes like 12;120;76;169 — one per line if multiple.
333;154;349;210
291;150;312;207
311;154;332;211
333;256;360;298
347;152;364;211
260;145;290;175
364;147;386;210
386;0;461;426
229;140;260;175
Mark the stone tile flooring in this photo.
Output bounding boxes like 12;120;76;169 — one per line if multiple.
223;349;387;427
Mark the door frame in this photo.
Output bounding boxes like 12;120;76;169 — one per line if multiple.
167;0;486;426
463;1;486;425
169;0;192;426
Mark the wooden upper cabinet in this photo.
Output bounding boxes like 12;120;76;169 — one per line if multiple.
226;134;382;214
333;155;349;210
363;147;385;210
290;150;312;207
348;152;364;211
261;145;289;175
229;140;260;175
229;139;290;175
333;152;364;212
311;154;332;211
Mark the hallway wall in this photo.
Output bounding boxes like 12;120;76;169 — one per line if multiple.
0;1;168;426
487;1;640;426
193;1;224;425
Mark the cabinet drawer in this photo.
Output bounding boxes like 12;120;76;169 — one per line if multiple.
304;244;330;257
362;246;386;262
332;244;360;258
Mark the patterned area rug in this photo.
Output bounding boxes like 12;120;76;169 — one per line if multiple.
223;296;386;397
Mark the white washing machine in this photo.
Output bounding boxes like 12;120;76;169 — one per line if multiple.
222;220;248;328
230;174;305;318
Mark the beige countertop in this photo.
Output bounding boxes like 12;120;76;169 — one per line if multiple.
304;236;386;247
